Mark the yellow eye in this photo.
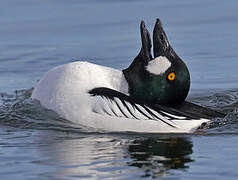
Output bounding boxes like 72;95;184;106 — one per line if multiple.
168;72;175;81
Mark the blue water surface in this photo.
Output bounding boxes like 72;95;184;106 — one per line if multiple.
1;0;238;179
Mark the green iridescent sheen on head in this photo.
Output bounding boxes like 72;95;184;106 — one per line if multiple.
123;19;190;106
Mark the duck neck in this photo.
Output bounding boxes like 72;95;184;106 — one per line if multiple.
106;68;129;95
118;72;129;95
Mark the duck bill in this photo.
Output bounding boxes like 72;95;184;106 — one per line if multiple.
153;18;171;57
140;21;152;63
122;21;152;84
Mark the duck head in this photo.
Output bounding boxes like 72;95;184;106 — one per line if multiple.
123;19;190;106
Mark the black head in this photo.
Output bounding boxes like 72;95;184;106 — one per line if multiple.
123;19;190;106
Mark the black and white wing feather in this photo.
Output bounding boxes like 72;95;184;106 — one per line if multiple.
89;87;225;125
88;87;205;128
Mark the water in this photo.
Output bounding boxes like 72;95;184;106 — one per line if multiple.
1;0;238;179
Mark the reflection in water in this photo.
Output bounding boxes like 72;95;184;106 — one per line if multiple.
36;133;193;179
128;137;193;178
36;134;132;179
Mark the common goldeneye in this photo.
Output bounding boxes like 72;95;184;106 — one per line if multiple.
31;19;224;133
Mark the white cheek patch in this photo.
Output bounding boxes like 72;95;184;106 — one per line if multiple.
146;56;171;75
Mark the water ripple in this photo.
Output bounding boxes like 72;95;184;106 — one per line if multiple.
1;88;238;135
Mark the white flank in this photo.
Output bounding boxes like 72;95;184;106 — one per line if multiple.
31;61;210;133
146;56;171;75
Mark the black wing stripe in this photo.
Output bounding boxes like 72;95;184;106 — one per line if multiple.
160;111;187;120
101;96;114;116
89;87;224;120
142;105;163;120
133;104;153;120
108;98;120;117
162;107;198;119
153;104;197;119
89;87;204;128
113;98;130;118
117;98;176;128
110;107;119;117
120;100;139;120
158;111;177;119
156;110;183;120
102;107;113;116
143;106;176;128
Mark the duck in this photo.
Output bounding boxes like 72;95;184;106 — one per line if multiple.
31;18;225;133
